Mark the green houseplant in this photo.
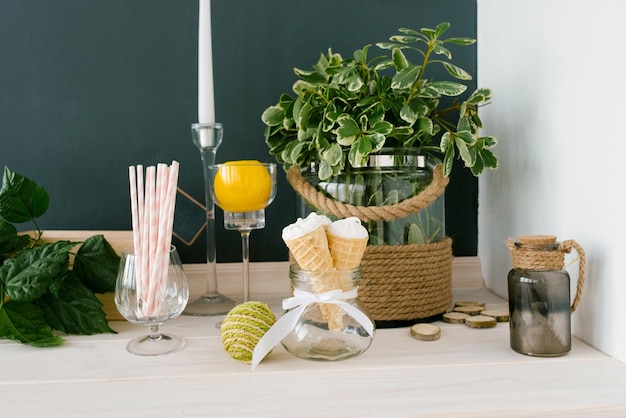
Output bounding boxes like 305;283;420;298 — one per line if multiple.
261;23;498;325
262;22;497;182
0;167;119;346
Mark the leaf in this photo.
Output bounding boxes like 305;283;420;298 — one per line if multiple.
480;135;498;148
346;72;364;92
467;88;493;104
480;148;499;169
392;48;409;70
323;143;343;166
400;104;418;124
391;65;421;89
356;136;373;156
334;115;361;145
0;167;50;223
366;133;386;152
455;133;477;167
417;118;434;136
428;81;467;96
442;147;455;177
408;223;426;244
435;22;451;37
348;141;369;167
433;45;452;59
443;62;472;80
389;35;419;44
317;160;334;181
369;120;393;135
0;220;30;255
0;240;76;302
456;130;477;146
0;301;64;346
442;37;476;45
440;132;452;153
261;106;285;126
35;272;115;335
73;235;120;294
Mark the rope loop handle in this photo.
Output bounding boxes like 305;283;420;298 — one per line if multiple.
286;164;449;222
560;240;586;313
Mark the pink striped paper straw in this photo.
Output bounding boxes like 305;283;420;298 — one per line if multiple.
128;166;140;256
151;163;170;315
143;165;157;317
128;165;143;311
158;161;180;307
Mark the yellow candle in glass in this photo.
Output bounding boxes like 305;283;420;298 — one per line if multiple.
213;160;272;212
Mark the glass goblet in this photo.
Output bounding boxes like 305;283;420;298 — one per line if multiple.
114;245;189;356
208;161;277;303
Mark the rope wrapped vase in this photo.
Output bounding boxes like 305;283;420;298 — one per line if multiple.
287;163;453;326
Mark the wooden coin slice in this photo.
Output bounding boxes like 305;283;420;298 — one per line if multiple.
442;311;470;324
454;300;485;307
453;305;485;316
465;315;497;329
480;310;510;322
410;323;441;341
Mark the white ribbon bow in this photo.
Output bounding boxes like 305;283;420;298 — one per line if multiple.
251;288;375;370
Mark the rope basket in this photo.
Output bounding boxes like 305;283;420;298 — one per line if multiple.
287;163;453;323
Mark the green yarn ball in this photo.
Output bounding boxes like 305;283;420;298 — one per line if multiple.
220;301;277;364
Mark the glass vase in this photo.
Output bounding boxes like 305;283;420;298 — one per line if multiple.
281;265;374;361
299;147;445;246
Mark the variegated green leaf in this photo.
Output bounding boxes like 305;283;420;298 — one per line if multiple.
400;104;417;124
435;22;451;37
455;135;476;167
346;73;364;92
390;35;419;44
433;44;452;59
367;133;386;152
442;37;476;45
440;132;452;153
480;136;498;148
392;48;409;70
418;117;434;136
480;148;498;169
370;120;393;135
429;81;467;96
323;143;343;166
443;62;472;80
391;65;421;89
261;106;284;126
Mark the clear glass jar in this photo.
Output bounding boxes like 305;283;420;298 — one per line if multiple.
281;266;374;361
299;148;445;245
508;238;571;357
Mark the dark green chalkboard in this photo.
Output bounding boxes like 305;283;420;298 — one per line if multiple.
0;0;477;263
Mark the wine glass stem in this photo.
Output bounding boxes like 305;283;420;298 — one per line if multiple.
147;324;162;342
240;229;251;302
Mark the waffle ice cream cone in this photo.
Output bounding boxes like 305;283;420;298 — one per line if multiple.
327;217;369;292
327;234;368;270
282;214;343;329
284;225;334;273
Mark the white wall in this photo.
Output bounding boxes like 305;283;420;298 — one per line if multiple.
477;0;626;362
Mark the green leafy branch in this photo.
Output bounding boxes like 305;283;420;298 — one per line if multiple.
0;166;118;346
262;22;498;180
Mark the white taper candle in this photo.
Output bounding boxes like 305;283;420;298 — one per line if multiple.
198;0;215;123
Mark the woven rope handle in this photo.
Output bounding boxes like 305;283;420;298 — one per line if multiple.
561;240;586;313
286;164;450;222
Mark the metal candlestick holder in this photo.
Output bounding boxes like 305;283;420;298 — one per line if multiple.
183;123;236;316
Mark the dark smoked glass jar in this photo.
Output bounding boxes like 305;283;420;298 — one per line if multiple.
507;235;585;357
